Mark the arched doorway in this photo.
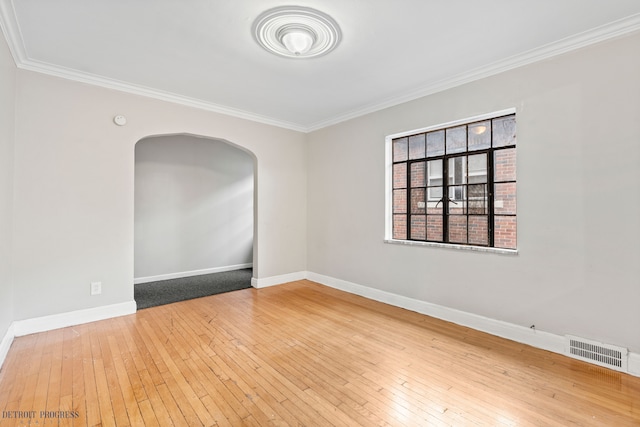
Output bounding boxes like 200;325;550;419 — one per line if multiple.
133;134;256;309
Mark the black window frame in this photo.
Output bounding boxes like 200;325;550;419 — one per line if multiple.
390;113;516;249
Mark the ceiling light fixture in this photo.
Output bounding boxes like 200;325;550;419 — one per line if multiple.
280;28;315;56
253;6;341;59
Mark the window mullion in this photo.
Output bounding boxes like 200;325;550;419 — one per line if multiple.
488;149;495;247
406;160;411;240
442;155;449;243
465;154;469;245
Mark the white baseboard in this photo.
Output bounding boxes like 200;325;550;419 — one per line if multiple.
134;263;253;285
0;323;15;371
306;271;640;377
251;271;307;288
12;300;137;337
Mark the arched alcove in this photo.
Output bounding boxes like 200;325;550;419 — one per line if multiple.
133;133;256;307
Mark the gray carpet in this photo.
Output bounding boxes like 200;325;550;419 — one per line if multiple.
135;268;253;309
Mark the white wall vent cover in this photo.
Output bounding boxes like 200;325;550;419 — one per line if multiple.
566;335;628;372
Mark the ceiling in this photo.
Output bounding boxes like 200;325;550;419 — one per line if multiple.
1;1;640;132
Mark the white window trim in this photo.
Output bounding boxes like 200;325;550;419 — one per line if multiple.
384;108;517;253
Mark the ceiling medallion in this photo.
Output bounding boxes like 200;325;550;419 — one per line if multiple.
252;6;342;59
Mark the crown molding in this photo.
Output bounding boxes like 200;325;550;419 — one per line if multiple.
17;58;309;132
0;0;26;64
2;0;639;134
306;13;640;132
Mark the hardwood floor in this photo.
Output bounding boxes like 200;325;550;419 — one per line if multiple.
1;280;639;426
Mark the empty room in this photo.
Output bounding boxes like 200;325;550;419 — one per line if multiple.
1;1;639;426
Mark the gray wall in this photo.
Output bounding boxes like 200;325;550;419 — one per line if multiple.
0;29;15;338
135;135;254;279
11;69;307;321
307;33;640;353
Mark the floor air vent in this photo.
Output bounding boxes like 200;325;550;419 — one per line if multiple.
566;335;628;372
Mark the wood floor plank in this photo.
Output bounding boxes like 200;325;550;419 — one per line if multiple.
77;324;97;427
137;398;161;427
155;382;191;427
106;334;145;427
137;369;174;427
1;280;640;426
97;324;130;427
89;322;117;427
111;319;148;404
64;328;79;419
44;328;64;418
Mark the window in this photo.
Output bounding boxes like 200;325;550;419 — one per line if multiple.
390;112;516;250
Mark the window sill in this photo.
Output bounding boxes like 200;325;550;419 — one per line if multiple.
384;239;518;255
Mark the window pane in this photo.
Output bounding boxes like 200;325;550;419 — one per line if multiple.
446;126;466;154
492;115;516;148
428;159;442;180
468;184;488;214
410;161;426;187
468;216;489;245
393;137;408;162
494;148;516;182
410;188;426;214
393;163;407;189
427;159;443;201
427;213;443;241
468;120;491;151
448;215;467;244
448;186;465;213
393;189;407;213
426;130;445;156
448;157;466;185
410;215;426;240
428;186;443;201
494;216;517;249
494;183;516;215
393;215;407;240
408;134;426;160
468;153;487;184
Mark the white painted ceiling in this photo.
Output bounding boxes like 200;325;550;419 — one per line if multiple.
1;1;640;131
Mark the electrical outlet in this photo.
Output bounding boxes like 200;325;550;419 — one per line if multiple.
91;281;102;295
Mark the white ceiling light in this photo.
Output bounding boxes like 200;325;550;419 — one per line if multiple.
252;6;341;58
281;28;315;56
